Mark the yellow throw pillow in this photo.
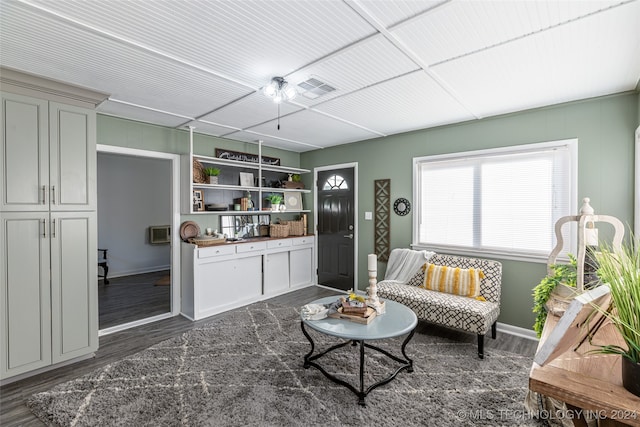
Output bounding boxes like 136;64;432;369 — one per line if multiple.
423;263;485;298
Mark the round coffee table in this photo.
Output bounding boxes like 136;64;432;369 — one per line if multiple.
300;295;418;405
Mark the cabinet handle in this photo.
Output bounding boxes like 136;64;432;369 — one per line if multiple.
42;219;46;238
51;219;56;238
41;185;47;204
51;186;56;204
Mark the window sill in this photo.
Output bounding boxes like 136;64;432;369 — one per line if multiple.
410;243;570;264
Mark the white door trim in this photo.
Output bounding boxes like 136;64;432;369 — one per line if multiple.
96;144;181;335
314;162;358;291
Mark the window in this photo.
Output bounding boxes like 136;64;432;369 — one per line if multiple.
413;139;577;261
322;174;349;190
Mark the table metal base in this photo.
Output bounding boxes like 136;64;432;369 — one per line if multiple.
301;321;415;406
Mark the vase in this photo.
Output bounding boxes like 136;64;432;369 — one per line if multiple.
209;176;218;185
621;356;640;397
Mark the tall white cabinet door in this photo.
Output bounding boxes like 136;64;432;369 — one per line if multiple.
0;92;49;212
49;102;96;211
264;251;290;295
50;211;98;363
0;212;52;378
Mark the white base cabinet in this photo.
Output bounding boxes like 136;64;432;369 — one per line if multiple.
181;236;315;320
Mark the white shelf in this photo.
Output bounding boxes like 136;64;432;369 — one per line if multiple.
185;133;309;215
190;210;310;215
194;154;309;175
192;184;310;194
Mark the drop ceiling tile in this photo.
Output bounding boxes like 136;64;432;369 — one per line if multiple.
0;2;252;118
97;100;188;128
198;92;303;130
431;1;640;118
315;71;475;134
21;0;377;88
391;0;625;65
247;110;380;149
287;35;419;107
358;0;447;27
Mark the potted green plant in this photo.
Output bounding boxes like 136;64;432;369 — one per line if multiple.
592;241;640;397
266;194;283;212
204;167;220;184
532;254;577;338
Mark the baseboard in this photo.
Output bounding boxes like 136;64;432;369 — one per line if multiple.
496;322;538;341
107;265;171;279
99;312;175;336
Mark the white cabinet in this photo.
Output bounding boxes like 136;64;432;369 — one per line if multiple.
181;236;315;321
290;247;314;288
0;89;98;381
0;209;97;379
194;255;262;319
0;93;96;212
50;212;98;363
264;251;290;295
0;212;52;376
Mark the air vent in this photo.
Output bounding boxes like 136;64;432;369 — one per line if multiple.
297;77;336;100
149;225;171;244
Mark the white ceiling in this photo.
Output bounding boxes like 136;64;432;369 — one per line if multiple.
1;0;639;152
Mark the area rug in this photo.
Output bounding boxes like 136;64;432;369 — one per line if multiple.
28;302;544;427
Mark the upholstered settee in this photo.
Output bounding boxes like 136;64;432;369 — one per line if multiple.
376;249;502;358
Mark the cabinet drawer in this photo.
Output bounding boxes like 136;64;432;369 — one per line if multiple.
198;245;235;258
267;239;292;249
236;241;267;253
291;236;314;246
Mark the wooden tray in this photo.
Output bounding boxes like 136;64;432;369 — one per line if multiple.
328;307;377;324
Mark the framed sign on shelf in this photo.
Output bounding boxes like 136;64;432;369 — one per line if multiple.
239;172;254;187
193;190;204;211
284;192;303;211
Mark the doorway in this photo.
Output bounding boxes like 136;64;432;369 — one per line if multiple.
97;145;181;335
315;163;357;291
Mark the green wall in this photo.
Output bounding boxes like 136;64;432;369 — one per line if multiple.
300;92;638;330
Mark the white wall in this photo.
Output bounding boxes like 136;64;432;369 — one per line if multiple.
97;153;171;277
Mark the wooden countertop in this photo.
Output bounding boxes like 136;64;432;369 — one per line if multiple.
187;234;315;247
529;314;640;426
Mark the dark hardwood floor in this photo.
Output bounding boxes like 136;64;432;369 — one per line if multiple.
1;286;538;426
98;270;171;330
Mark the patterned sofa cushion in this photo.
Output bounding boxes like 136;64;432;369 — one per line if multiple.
428;254;502;304
423;263;484;298
377;281;500;335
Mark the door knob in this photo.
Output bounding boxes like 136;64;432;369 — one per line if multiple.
343;233;354;239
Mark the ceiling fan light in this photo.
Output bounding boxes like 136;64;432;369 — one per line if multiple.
263;83;277;97
263;76;296;104
284;84;297;100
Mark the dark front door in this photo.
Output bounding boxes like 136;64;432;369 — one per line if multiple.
317;167;355;291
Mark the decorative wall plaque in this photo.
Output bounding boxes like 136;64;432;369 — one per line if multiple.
215;148;280;166
374;179;391;262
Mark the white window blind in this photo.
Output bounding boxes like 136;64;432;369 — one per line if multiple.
413;139;577;260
